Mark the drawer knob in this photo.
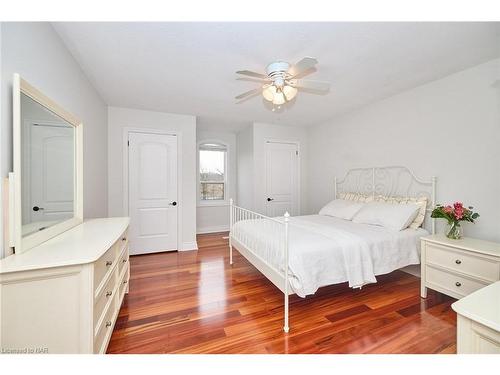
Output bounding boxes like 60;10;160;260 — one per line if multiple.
105;321;112;328
106;291;113;297
122;259;127;263
122;237;126;241
123;280;128;284
455;282;462;287
105;261;113;267
455;259;462;265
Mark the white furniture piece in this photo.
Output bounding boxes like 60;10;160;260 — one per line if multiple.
421;235;500;299
0;217;130;354
229;166;436;332
11;74;84;254
452;281;500;354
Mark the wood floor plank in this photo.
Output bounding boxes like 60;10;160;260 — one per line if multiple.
107;232;457;354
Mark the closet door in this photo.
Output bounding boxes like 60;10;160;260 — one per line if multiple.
264;141;299;217
128;132;178;254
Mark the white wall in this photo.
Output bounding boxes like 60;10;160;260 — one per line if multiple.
196;129;237;233
0;22;108;258
236;125;254;210
107;106;197;250
308;58;500;241
237;122;309;215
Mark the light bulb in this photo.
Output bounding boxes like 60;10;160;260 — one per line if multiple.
272;91;286;105
283;85;298;101
262;85;277;102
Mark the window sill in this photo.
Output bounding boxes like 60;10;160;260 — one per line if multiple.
197;201;229;208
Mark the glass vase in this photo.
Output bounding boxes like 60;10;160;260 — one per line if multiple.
445;222;462;240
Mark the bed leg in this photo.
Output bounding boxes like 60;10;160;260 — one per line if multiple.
229;198;233;265
229;240;233;265
283;211;290;333
283;292;289;333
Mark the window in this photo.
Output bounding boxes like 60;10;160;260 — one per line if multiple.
199;142;227;202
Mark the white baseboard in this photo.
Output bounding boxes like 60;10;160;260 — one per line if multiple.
180;241;198;251
197;225;229;234
400;264;421;278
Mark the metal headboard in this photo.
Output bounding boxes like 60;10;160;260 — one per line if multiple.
334;166;436;234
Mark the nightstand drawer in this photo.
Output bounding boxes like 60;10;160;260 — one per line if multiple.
426;266;486;298
426;243;500;282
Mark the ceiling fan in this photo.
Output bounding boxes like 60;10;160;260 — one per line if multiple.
235;57;330;108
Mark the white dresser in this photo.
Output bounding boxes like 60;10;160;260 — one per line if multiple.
421;234;500;299
452;281;500;354
0;217;130;354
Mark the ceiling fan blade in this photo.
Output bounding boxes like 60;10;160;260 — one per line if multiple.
237;77;271;83
289;79;330;93
288;57;318;77
236;70;268;79
235;88;262;100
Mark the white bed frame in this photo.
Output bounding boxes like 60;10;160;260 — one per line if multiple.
229;166;436;333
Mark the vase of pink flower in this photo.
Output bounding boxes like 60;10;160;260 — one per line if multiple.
431;202;480;239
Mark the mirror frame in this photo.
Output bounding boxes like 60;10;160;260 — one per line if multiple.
12;73;83;253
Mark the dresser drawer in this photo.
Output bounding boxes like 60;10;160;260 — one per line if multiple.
94;245;118;291
426;243;500;282
94;295;118;354
119;265;130;299
426;266;487;298
94;268;118;326
118;245;129;276
117;229;129;254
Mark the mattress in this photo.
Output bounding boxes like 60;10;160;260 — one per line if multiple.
231;214;427;297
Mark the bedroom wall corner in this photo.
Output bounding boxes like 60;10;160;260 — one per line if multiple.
307;58;500;242
0;22;109;259
236;124;255;211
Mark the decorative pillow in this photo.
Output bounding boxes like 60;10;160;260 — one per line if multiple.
338;192;374;203
374;195;428;229
319;199;365;220
352;201;420;231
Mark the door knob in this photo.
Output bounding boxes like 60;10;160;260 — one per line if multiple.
32;206;44;211
169;201;177;206
267;198;274;202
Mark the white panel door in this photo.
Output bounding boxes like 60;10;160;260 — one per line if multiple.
28;123;75;226
264;141;299;217
128;132;178;255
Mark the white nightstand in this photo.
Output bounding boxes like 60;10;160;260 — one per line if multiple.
421;234;500;299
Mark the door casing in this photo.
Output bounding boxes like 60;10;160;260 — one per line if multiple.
122;127;183;252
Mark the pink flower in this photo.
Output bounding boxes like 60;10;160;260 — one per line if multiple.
455;207;464;220
443;206;453;214
454;202;463;210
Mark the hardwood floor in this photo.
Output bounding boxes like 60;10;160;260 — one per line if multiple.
107;232;457;354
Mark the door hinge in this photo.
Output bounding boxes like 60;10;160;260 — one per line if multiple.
127;140;130;146
295;150;298;156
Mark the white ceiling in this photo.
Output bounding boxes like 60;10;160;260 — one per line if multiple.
53;22;500;131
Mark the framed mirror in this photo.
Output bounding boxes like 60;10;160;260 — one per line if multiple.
12;74;83;253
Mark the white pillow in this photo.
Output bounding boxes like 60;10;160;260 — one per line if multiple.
352;201;420;231
319;199;365;220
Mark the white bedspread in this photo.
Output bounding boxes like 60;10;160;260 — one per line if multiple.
232;215;426;297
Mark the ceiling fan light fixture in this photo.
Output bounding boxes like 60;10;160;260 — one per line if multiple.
236;57;329;106
262;85;277;102
283;85;298;101
272;91;286;105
